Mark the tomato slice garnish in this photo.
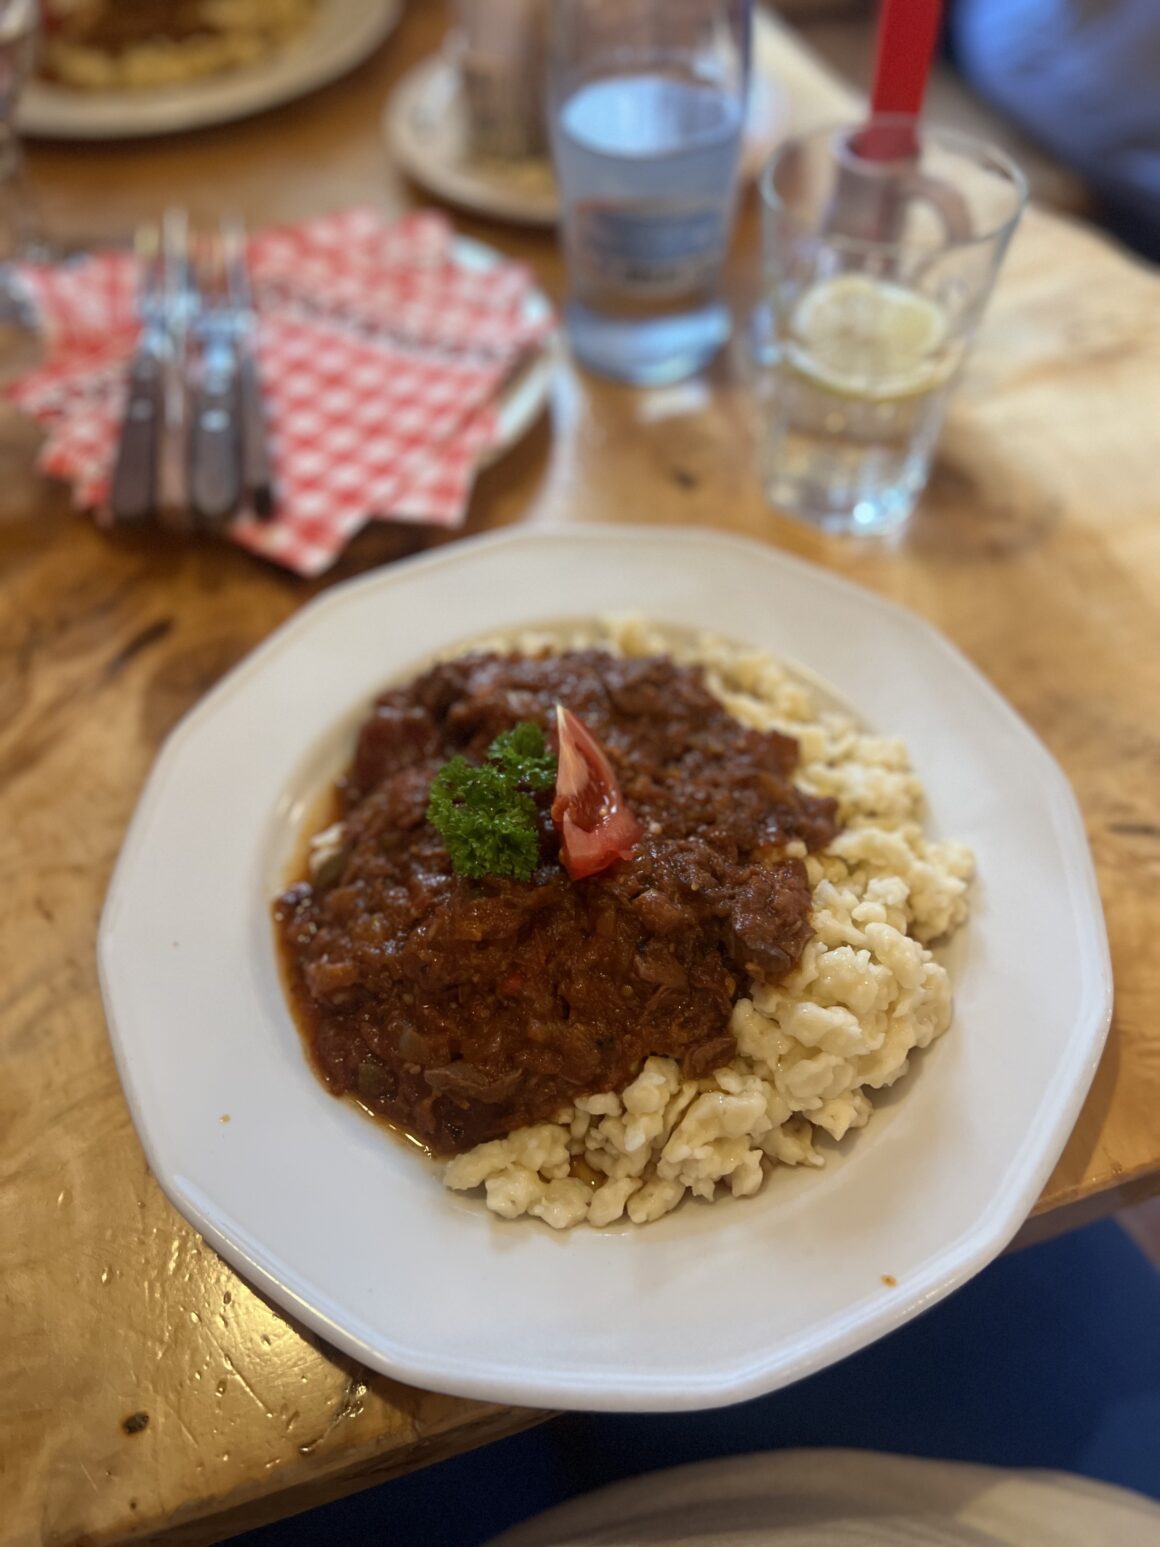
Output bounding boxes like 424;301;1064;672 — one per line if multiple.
551;704;643;880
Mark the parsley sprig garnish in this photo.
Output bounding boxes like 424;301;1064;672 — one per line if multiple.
487;720;557;791
426;722;556;881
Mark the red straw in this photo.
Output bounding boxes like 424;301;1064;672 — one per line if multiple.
858;0;943;160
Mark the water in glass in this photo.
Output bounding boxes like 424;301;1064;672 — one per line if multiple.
550;0;750;385
759;120;1026;535
763;271;964;531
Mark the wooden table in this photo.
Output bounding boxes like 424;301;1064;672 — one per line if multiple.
3;7;1159;1543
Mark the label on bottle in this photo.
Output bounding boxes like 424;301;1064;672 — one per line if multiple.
571;200;729;301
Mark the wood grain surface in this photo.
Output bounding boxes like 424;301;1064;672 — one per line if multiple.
3;6;1159;1544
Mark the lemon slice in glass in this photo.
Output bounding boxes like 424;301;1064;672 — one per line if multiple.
786;273;953;402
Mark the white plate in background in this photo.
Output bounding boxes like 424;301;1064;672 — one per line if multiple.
488;1450;1160;1547
98;527;1111;1411
20;0;401;140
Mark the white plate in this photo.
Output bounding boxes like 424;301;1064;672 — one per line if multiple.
19;0;401;141
98;528;1111;1412
384;9;790;227
488;1450;1160;1547
450;236;558;465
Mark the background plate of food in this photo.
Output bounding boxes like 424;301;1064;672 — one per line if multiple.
20;0;402;140
98;527;1111;1411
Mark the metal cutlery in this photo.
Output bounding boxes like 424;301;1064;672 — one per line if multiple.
110;210;274;532
109;224;165;525
155;207;196;532
188;229;242;527
224;214;275;520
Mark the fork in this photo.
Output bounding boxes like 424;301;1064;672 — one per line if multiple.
223;215;275;520
188;229;242;527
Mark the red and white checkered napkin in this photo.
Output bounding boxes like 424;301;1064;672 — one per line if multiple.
10;209;554;575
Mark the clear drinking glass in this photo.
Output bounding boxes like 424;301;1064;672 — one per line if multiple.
548;0;752;386
759;117;1027;534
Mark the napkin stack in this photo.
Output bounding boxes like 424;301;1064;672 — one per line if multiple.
10;209;553;575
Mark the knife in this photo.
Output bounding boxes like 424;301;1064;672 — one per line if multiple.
155;207;197;533
109;225;165;525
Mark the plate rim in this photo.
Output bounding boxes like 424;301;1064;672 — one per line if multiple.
97;525;1113;1410
486;1448;1160;1547
20;0;402;140
450;233;558;462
